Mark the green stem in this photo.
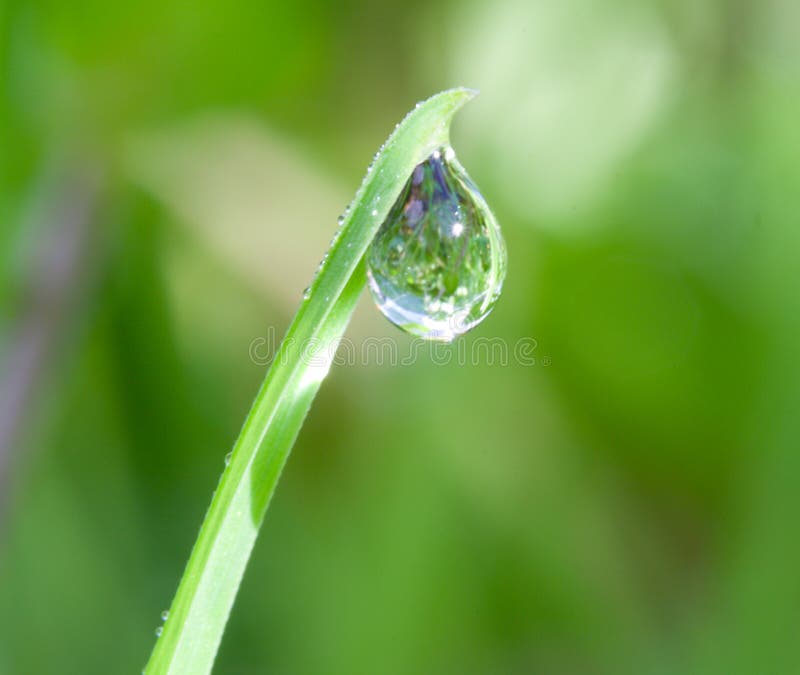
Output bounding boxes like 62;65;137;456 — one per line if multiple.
144;88;477;675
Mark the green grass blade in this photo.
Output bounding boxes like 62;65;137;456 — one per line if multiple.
144;87;477;675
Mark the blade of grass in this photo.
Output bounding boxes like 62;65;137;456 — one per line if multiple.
144;88;477;675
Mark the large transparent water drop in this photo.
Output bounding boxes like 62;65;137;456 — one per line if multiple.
367;148;507;341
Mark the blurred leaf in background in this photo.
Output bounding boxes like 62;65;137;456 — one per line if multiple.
1;0;799;673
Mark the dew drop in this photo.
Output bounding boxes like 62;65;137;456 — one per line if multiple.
224;452;232;466
366;147;506;341
337;215;345;225
155;626;163;637
371;209;378;216
161;610;169;622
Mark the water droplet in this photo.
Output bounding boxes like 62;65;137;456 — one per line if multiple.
329;226;343;249
302;286;311;300
224;452;232;466
371;209;378;216
161;610;169;621
155;626;163;637
366;147;506;341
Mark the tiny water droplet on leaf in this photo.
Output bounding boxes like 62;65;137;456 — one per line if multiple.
161;610;169;622
366;147;506;341
224;452;232;466
155;626;163;637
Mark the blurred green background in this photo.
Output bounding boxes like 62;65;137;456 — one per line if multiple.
1;0;799;673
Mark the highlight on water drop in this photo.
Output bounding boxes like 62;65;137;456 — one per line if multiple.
366;147;507;341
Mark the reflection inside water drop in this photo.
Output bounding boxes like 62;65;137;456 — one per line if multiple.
366;147;506;341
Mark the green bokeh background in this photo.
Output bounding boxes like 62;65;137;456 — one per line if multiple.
1;0;798;673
